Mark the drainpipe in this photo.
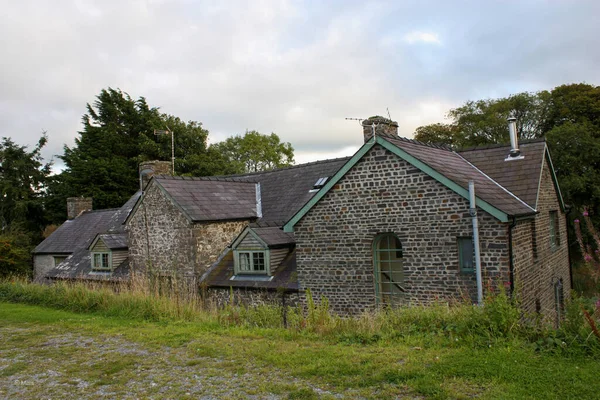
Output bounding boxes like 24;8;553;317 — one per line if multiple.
469;181;483;305
508;216;516;296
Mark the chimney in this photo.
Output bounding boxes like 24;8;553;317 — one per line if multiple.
139;160;172;191
505;117;524;161
362;116;399;142
67;197;92;220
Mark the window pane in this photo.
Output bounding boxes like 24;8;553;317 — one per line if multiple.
239;253;251;271
94;254;100;268
102;253;109;268
458;238;474;272
253;252;265;271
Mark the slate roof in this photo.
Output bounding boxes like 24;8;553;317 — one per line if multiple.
37;191;141;281
203;248;298;291
459;140;547;209
226;157;350;224
154;177;259;222
93;233;128;250
47;248;130;282
381;134;536;217
252;227;295;247
33;209;120;254
149;157;350;225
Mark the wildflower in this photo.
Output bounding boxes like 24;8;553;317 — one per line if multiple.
584;254;593;262
575;219;580;223
583;210;589;216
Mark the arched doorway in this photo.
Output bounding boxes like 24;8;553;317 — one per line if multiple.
374;233;405;306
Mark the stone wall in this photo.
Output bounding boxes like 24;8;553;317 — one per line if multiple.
128;182;196;277
512;160;570;324
33;254;57;281
206;287;299;308
192;221;248;276
127;181;249;279
294;145;510;315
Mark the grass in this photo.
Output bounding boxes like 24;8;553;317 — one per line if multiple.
1;302;600;399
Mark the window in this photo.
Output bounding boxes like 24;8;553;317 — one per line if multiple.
53;256;68;267
458;237;474;273
549;211;560;249
374;233;405;306
235;251;267;274
92;252;111;271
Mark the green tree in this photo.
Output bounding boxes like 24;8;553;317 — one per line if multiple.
52;88;240;221
0;134;51;238
415;92;549;148
0;227;33;278
413;83;600;215
137;115;238;177
213;130;295;173
58;88;162;211
0;134;51;277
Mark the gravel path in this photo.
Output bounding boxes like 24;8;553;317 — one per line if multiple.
0;326;356;399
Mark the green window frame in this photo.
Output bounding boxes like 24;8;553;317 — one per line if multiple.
91;252;111;271
549;211;559;249
234;250;270;275
457;237;474;273
373;233;405;306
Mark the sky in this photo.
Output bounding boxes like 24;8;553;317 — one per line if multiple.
1;0;599;171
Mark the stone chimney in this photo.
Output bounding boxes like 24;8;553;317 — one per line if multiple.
139;160;172;191
67;197;92;220
362;116;399;142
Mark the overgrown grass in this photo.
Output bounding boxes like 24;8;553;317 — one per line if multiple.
1;278;599;358
2;302;600;399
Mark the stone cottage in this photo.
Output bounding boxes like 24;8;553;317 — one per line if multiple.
35;117;570;323
32;160;170;282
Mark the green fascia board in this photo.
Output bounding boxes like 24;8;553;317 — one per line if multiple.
283;137;377;232
375;137;509;222
284;135;509;232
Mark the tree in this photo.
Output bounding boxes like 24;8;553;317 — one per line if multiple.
413;84;600;216
58;88;162;212
415;92;549;148
0;134;51;238
0;227;33;278
413;123;458;147
53;88;240;221
0;134;51;277
212;130;295;173
137;115;239;177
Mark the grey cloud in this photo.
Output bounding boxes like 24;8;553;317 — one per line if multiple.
1;0;599;170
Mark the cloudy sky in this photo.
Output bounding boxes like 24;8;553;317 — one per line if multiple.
1;0;599;170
